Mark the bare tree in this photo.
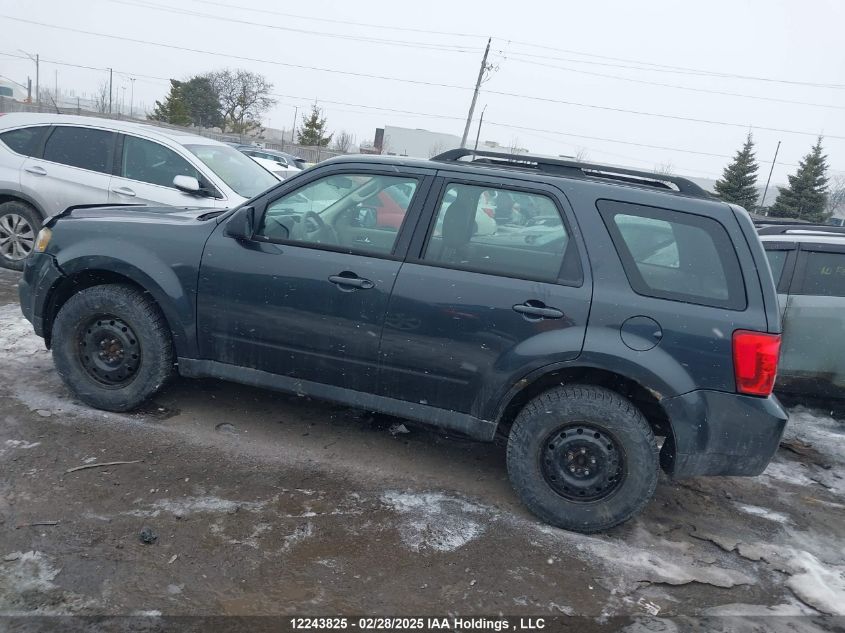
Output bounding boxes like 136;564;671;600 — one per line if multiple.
94;80;110;114
208;69;276;133
654;162;675;176
826;173;845;218
508;137;524;155
333;130;356;153
428;141;445;158
575;147;590;162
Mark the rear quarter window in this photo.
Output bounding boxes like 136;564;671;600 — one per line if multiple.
598;199;746;310
797;251;845;297
0;126;48;157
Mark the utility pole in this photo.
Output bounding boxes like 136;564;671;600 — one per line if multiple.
129;78;135;118
291;106;298;143
54;69;58;105
760;140;781;214
26;78;31;103
18;50;39;109
108;68;113;114
473;104;487;152
461;37;491;148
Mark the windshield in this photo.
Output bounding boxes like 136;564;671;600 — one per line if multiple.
184;144;278;198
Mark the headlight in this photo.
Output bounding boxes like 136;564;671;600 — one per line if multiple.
34;227;52;253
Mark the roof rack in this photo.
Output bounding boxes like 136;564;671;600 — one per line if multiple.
756;223;845;236
431;148;711;199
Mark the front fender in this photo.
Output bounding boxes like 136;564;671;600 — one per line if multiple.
55;242;198;358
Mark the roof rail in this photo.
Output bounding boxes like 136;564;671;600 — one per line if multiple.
431;148;712;199
756;223;845;236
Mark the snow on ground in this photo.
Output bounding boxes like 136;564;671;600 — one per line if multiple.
381;491;487;552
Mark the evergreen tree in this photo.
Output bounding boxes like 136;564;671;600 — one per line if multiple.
148;80;191;126
769;137;830;222
297;106;332;147
180;75;223;128
714;133;759;211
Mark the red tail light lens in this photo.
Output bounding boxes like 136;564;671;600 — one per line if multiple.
732;330;781;396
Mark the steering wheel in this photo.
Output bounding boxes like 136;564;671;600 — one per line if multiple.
303;211;338;245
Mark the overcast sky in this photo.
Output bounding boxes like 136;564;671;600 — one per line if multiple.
1;0;843;185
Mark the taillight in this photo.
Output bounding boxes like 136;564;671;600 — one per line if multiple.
732;330;781;396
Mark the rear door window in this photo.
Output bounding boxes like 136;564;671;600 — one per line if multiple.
797;250;845;297
0;126;49;156
598;199;746;309
764;249;789;286
421;183;581;284
43;126;115;174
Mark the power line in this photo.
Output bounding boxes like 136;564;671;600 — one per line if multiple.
499;54;845;110
109;0;482;54
482;88;845;140
495;47;845;90
182;0;488;39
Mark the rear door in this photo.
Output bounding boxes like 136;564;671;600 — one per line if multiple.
376;174;591;418
778;243;845;394
20;125;115;216
110;134;225;208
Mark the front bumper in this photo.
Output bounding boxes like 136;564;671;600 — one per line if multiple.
660;389;788;478
18;252;64;340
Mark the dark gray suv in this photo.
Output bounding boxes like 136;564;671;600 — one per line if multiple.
18;149;788;533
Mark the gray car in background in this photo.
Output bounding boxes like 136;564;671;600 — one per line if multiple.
0;113;278;269
760;224;845;397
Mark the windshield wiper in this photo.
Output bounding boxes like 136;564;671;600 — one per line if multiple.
197;210;228;221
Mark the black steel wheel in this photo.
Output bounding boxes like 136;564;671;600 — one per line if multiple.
78;316;141;387
541;423;626;502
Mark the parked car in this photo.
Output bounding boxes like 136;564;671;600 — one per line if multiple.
19;149;787;533
233;145;307;174
246;155;289;180
758;223;845;397
0;113;279;270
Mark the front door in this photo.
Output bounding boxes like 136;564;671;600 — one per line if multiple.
109;134;224;208
197;166;432;391
377;178;592;417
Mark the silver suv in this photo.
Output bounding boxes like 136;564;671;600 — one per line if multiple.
0;113;279;269
759;224;845;397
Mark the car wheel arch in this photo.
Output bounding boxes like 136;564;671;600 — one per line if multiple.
492;364;674;463
45;268;185;357
0;191;47;219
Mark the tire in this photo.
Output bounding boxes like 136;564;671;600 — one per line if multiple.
0;200;42;271
507;384;659;533
51;284;174;412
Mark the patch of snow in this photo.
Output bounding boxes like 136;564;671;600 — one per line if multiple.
124;495;267;518
4;440;41;450
0;550;93;614
131;610;162;617
734;503;792;524
381;491;487;552
786;550;845;615
0;306;46;357
762;459;818;488
281;522;314;551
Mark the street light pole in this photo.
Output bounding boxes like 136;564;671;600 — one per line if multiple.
129;78;135;118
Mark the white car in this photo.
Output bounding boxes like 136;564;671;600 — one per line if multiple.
247;155;296;180
0;113;279;269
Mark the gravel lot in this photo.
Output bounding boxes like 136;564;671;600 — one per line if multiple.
1;267;843;631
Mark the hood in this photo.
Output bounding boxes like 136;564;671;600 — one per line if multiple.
47;203;224;227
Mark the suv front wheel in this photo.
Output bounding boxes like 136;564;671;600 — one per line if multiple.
507;384;659;533
52;284;174;411
0;200;41;271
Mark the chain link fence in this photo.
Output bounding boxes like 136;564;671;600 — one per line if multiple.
0;97;346;163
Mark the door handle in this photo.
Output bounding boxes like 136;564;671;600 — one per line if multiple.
25;165;47;176
112;187;136;197
329;274;375;290
513;302;564;319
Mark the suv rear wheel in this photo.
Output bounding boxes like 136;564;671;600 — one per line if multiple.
0;200;41;271
507;384;658;533
52;284;174;411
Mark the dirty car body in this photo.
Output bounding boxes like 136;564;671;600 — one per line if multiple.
19;150;788;533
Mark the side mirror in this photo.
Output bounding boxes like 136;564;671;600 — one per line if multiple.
224;206;255;240
173;175;201;195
